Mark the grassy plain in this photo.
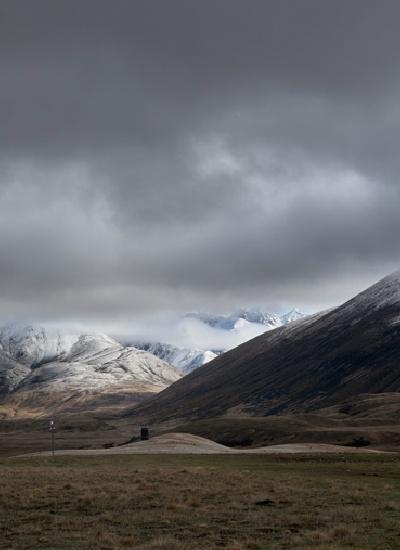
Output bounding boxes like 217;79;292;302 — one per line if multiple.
1;453;400;549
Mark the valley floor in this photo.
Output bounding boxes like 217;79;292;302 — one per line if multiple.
1;453;400;549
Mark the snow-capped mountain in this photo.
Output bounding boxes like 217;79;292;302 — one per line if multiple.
0;325;181;418
132;341;219;374
133;270;400;423
0;324;79;366
0;307;305;417
187;308;305;331
19;335;181;394
133;308;305;373
280;308;306;325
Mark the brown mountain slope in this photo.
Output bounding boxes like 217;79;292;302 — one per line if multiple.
130;271;400;423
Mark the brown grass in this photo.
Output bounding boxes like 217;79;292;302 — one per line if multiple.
1;453;400;549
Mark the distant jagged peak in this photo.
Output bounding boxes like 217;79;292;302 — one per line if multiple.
280;308;306;325
186;306;305;330
232;307;282;327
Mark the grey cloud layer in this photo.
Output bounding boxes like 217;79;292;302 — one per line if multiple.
1;0;400;324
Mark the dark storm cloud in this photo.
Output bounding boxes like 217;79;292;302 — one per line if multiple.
1;0;400;324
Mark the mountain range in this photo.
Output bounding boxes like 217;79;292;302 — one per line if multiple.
2;272;400;452
186;307;305;331
131;270;400;425
0;306;303;418
132;307;305;372
130;342;219;374
0;328;181;418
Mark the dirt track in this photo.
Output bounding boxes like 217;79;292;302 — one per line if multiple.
19;432;384;456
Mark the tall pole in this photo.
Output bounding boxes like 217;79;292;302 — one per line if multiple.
49;419;56;457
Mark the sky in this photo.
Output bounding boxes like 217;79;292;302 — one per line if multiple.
1;0;400;341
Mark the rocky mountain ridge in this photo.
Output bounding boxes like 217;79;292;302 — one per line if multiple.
131;270;400;423
132;341;219;374
0;328;181;418
186;307;305;331
134;307;305;371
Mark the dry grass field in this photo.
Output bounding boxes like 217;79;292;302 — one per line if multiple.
1;453;400;549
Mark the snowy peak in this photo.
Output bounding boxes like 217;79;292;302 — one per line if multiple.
232;308;282;328
0;324;183;418
0;324;79;366
66;333;122;362
133;270;400;423
280;308;306;325
132;341;218;374
133;307;305;374
0;325;125;367
187;307;305;330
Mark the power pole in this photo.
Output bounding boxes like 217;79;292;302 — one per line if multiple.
49;419;56;457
